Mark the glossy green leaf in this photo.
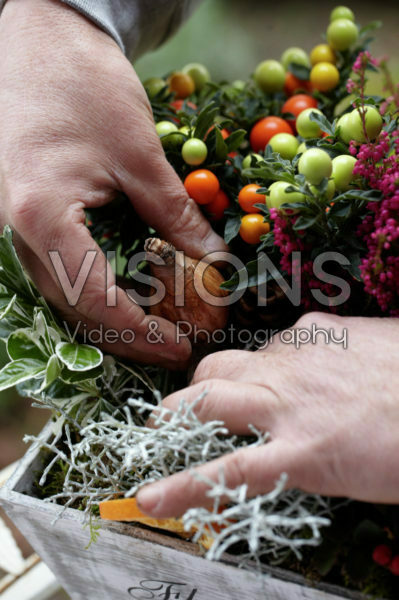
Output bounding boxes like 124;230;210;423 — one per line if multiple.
221;254;275;291
0;226;37;302
0;358;46;392
224;215;241;244
7;328;49;361
193;102;219;140
42;354;62;389
288;62;311;81
225;129;246;152
0;294;16;320
293;213;319;231
214;127;228;161
56;342;103;372
60;365;103;384
309;111;335;136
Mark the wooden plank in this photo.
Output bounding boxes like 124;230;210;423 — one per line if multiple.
0;462;18;488
0;555;41;595
1;560;61;600
0;497;349;600
0;515;25;575
0;422;379;600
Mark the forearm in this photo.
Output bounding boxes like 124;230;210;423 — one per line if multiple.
0;0;203;59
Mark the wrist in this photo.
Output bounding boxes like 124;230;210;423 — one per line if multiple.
2;0;116;50
1;0;123;54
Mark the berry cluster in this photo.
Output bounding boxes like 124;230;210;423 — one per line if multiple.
372;545;399;576
353;130;399;314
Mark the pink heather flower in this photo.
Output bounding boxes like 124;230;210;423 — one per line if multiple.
346;79;356;94
380;96;394;115
353;51;379;74
353;129;399;315
270;210;348;312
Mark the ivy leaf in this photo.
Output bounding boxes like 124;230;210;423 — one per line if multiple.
224;215;241;244
56;342;103;372
0;358;46;392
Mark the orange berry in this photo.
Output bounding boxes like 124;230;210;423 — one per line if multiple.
168;72;195;99
238;184;266;213
184;169;220;205
205;189;230;221
239;214;270;245
250;117;293;152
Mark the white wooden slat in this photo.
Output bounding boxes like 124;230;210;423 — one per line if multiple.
0;462;26;576
0;459;63;599
0;422;372;600
0;561;60;600
0;515;25;575
0;463;18;488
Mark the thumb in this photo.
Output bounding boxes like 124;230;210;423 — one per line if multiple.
136;441;300;518
119;116;228;259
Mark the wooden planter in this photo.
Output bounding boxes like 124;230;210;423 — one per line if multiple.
0;422;378;600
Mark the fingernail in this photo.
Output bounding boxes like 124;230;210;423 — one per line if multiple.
137;483;164;515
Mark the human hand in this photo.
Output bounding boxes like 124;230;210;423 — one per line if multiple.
0;0;226;369
137;313;399;516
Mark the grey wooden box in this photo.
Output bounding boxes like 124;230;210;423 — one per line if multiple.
0;422;377;600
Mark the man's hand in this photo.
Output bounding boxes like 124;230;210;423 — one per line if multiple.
137;313;399;516
0;0;226;369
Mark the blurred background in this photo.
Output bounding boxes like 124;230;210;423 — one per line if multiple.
0;1;398;589
135;0;399;87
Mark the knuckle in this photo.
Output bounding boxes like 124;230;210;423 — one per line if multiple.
173;197;209;237
10;193;41;233
225;451;251;489
295;310;335;330
194;380;222;418
192;353;218;383
192;350;242;384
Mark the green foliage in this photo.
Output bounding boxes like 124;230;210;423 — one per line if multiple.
0;227;162;421
84;514;102;550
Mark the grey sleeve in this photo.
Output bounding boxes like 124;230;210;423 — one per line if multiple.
0;0;203;60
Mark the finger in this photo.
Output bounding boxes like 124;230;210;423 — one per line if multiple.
118;115;228;259
191;349;284;389
136;440;299;518
155;379;279;435
13;196;191;367
15;233;190;369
